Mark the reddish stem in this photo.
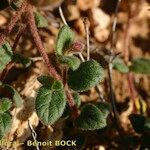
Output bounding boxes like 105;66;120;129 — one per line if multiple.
0;1;27;47
27;4;61;81
26;4;79;117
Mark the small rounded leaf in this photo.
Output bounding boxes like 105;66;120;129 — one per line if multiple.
112;58;129;73
35;85;66;125
95;102;111;118
68;60;104;92
0;42;13;73
58;55;81;70
34;12;48;28
130;58;150;74
13;53;32;68
0;98;12;113
75;104;107;130
2;84;23;107
37;75;55;87
0;112;12;139
56;25;75;55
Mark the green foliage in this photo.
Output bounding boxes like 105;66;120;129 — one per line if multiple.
35;77;66;125
72;92;81;108
34;12;48;28
112;58;129;73
130;58;150;74
13;53;32;68
0;112;12;139
62;92;81;118
68;60;104;92
58;55;81;70
0;0;9;11
2;84;23;107
95;102;111;118
56;25;75;55
0;98;12;113
75;104;107;130
0;42;13;72
37;75;63;89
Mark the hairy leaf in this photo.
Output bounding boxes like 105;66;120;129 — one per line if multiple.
68;60;104;92
37;75;55;87
95;102;111;118
0;42;13;72
72;92;81;108
37;75;63;89
34;12;48;28
35;85;66;125
130;58;150;74
0;112;12;139
13;53;32;68
62;92;81;118
112;58;129;73
0;98;12;113
75;104;107;130
56;25;75;55
58;55;81;70
2;85;23;107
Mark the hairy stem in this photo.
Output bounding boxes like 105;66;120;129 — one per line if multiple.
27;4;61;81
0;0;27;47
27;4;79;117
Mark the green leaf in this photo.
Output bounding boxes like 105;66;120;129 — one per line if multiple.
37;76;63;90
2;85;23;107
75;104;107;130
13;53;31;68
0;98;12;113
112;58;129;73
95;102;111;118
129;114;145;133
37;76;54;86
0;0;9;11
0;42;13;72
34;12;48;28
130;58;150;74
68;60;104;92
62;92;81;118
58;55;81;70
56;25;75;55
35;84;66;125
72;92;81;108
0;112;12;139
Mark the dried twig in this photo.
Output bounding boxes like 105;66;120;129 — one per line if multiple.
59;5;68;25
107;0;123;132
28;119;40;150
